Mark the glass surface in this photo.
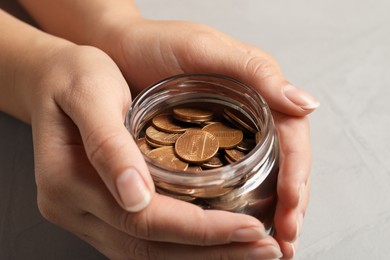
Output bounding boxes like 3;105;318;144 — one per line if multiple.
126;73;279;231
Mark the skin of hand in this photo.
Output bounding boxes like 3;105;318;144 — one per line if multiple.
0;9;284;260
93;19;318;259
13;1;319;258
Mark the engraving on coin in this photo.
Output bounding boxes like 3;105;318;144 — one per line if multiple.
147;146;188;170
152;113;188;133
145;125;182;145
175;130;219;163
202;122;243;149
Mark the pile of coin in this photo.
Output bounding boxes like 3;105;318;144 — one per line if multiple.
136;106;261;172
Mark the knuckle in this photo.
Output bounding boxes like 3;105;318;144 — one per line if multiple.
84;126;127;169
36;191;61;225
119;210;152;240
122;237;160;260
186;208;211;245
244;51;277;81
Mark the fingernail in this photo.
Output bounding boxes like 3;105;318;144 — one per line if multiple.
283;84;320;110
231;227;267;242
247;246;283;260
116;168;151;212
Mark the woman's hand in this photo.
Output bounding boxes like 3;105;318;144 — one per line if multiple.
96;19;318;259
29;44;282;259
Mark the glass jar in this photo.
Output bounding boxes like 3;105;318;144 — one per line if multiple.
126;73;279;232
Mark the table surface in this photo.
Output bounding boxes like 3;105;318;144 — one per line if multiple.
1;1;389;259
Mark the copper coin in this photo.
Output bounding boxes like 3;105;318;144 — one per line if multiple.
173;107;213;123
145;125;182;145
223;108;257;135
137;138;153;154
156;187;196;202
224;154;235;164
186;165;203;172
255;131;262;144
175;130;219;163
225;149;246;162
236;138;256;152
145;136;166;148
202;122;243;149
147;146;188;170
201;154;224;169
152;113;188;133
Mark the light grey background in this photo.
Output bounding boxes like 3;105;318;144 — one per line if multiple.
1;0;389;259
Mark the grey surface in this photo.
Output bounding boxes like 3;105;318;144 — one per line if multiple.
1;0;389;259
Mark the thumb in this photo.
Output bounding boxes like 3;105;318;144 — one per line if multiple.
181;33;320;116
58;77;154;213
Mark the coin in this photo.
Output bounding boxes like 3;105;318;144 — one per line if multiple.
145;125;182;145
152;113;188;133
186;165;203;172
201;154;224;169
175;130;219;163
137;138;153;154
147;146;188;170
173;107;214;123
156;187;196;202
224;154;235;164
202;122;243;149
236;138;256;152
225;149;246;162
145;136;166;148
255;131;262;144
223;108;257;135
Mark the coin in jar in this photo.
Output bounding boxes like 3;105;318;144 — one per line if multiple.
225;149;246;162
223;108;257;135
147;146;188;170
137;138;153;154
152;113;188;133
236;138;256;152
145;125;182;145
173;107;214;123
201;154;224;169
202;122;243;149
175;129;219;163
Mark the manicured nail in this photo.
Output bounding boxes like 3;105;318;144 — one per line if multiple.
247;246;283;260
283;84;320;110
231;227;267;242
116;168;151;212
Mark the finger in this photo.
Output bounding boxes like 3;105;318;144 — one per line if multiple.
176;29;320;116
55;48;154;213
82;182;271;246
48;146;270;246
274;165;312;256
274;112;311;209
75;213;282;260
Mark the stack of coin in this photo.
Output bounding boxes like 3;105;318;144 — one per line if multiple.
136;105;261;173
